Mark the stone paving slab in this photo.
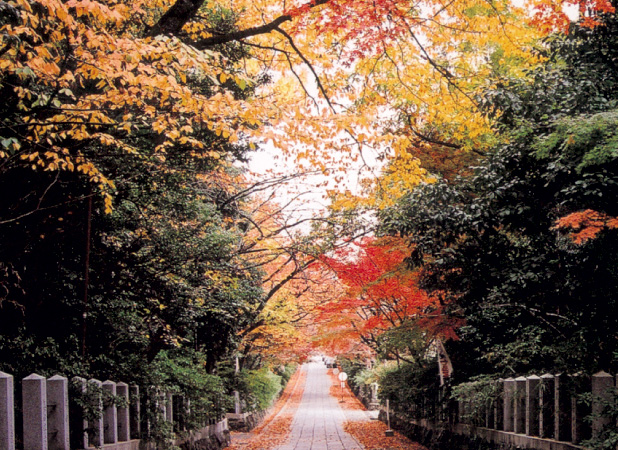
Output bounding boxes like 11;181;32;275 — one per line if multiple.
274;362;364;450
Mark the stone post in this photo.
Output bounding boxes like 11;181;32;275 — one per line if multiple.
129;385;140;439
88;379;104;448
116;382;130;442
591;372;613;438
233;391;241;414
539;374;555;439
570;374;591;444
0;372;15;450
370;382;380;411
46;376;69;450
22;374;47;450
526;375;540;436
102;381;118;444
165;393;173;423
554;373;571;442
514;377;527;434
69;377;88;450
158;390;166;421
503;378;515;432
494;380;503;430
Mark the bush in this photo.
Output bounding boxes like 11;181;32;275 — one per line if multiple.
377;359;441;419
274;363;297;385
151;350;231;426
241;368;282;411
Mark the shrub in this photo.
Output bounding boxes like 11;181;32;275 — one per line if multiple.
377;359;441;419
241;368;282;411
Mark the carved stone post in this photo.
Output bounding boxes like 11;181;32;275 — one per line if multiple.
570;374;591;444
494;379;503;430
88;379;104;448
514;376;527;434
526;375;540;436
116;382;130;442
554;373;571;442
591;372;613;438
46;375;69;450
539;374;555;439
69;377;88;450
102;381;118;444
0;372;15;450
129;385;140;439
503;378;515;432
166;392;173;423
22;374;47;450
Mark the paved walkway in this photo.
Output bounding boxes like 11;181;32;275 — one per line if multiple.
274;362;364;450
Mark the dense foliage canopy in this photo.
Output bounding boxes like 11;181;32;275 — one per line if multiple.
379;5;618;377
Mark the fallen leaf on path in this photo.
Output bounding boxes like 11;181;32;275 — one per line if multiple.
345;421;429;450
224;369;306;450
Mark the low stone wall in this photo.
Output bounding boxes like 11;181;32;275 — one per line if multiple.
176;420;231;450
348;383;380;411
226;409;269;432
379;411;585;450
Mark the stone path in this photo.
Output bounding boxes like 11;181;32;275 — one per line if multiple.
274;362;365;450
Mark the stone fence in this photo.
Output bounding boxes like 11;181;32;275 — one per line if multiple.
455;371;615;447
381;371;617;450
0;371;230;450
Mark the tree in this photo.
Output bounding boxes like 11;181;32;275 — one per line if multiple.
314;236;455;361
0;0;270;379
379;6;618;377
2;0;579;213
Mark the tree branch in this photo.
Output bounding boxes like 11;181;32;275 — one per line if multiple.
146;0;206;37
150;0;331;46
274;26;336;113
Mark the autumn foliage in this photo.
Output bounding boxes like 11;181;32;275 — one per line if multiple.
314;237;454;356
555;209;618;244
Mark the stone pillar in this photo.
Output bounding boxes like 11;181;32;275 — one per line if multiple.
570;374;591;444
69;377;88;450
591;372;613;438
22;374;47;450
129;385;140;439
165;393;173;423
0;372;15;450
514;376;527;434
554;373;571;442
525;375;540;436
102;381;118;444
370;382;380;411
116;382;130;442
503;378;515;432
88;379;104;448
158;390;166;421
539;374;555;439
233;391;241;415
46;376;69;450
494;380;503;430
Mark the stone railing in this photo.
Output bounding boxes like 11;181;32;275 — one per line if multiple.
377;371;616;450
456;371;615;447
0;370;230;450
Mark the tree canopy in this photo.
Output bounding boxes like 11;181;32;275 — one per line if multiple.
2;0;618;442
